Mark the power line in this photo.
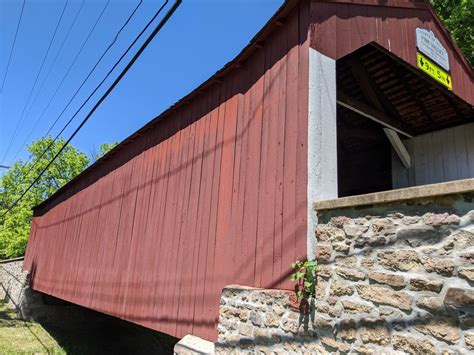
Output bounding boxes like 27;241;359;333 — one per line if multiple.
22;0;163;174
14;0;87;152
0;0;26;92
2;0;69;163
12;0;140;164
19;0;157;174
4;0;110;165
1;0;181;218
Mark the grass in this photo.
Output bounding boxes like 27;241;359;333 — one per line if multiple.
0;299;65;354
0;297;178;354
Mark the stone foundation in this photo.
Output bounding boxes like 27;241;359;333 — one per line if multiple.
216;192;474;354
0;257;28;311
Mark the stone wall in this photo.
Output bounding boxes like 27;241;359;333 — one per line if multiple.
0;257;28;310
216;193;474;354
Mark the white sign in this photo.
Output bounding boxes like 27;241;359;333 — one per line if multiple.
416;28;450;71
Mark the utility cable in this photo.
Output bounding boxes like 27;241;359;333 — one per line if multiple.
1;0;26;91
12;0;140;163
13;0;86;158
1;0;181;218
2;0;69;163
5;0;110;165
21;0;161;173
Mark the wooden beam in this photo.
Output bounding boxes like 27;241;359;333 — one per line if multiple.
349;56;402;120
349;58;384;111
383;128;411;169
337;93;414;138
395;67;435;122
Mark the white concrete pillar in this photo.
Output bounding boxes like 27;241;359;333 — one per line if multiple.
307;48;337;260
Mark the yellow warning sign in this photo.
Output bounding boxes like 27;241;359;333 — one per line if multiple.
417;52;452;90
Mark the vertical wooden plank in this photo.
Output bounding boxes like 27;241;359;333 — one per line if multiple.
153;107;184;334
228;68;246;287
113;149;142;316
242;47;265;286
69;182;96;303
170;100;198;337
192;85;221;339
317;2;337;59
164;102;193;336
81;175;107;308
207;82;226;336
47;193;73;297
441;127;458;182
139;123;169;329
423;133;435;184
191;91;213;336
281;10;299;289
465;123;474;177
336;4;351;59
258;31;278;289
179;97;205;337
148;118;175;331
296;0;310;265
453;125;469;179
413;136;426;185
177;97;208;337
133;135;161;326
214;75;236;290
348;4;368;50
123;135;156;321
95;163;129;315
234;64;252;286
255;45;271;289
391;150;400;189
273;22;288;289
431;130;445;184
405;140;415;188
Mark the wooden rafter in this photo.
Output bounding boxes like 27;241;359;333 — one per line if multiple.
337;92;414;138
349;56;402;122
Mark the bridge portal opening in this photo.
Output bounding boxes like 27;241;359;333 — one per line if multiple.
335;44;474;198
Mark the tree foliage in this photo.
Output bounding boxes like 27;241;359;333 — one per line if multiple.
91;142;119;163
0;137;116;259
430;0;474;65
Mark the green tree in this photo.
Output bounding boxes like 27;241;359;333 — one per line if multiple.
90;141;119;163
430;0;474;65
0;137;90;259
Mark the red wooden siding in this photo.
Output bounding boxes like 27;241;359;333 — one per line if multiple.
23;0;473;343
310;0;473;105
24;1;310;341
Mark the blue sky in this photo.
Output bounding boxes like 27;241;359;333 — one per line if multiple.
0;0;283;166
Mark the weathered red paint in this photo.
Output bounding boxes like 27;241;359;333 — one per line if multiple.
310;0;473;104
24;0;473;342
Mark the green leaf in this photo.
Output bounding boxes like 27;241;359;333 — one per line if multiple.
0;136;117;258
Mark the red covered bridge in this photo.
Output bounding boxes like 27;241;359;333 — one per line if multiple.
24;0;473;342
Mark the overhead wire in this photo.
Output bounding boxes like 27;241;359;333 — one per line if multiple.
2;0;69;163
1;0;181;217
5;0;110;165
12;0;87;160
12;0;140;164
1;0;26;92
20;0;157;173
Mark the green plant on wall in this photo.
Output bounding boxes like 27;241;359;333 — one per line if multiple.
290;260;318;299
